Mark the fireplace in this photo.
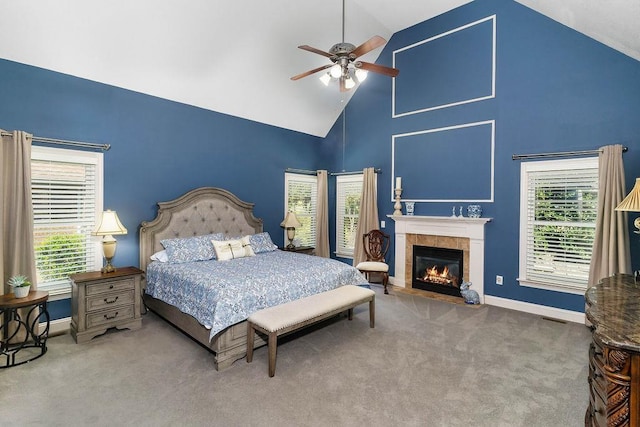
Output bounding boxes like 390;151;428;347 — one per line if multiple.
412;245;464;297
389;215;490;303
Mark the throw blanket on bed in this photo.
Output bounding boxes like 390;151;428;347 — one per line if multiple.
145;251;367;340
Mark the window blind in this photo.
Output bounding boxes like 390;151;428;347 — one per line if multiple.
523;165;598;290
31;148;102;293
285;173;317;247
336;174;363;257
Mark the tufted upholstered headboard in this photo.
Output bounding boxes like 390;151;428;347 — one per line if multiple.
139;187;263;272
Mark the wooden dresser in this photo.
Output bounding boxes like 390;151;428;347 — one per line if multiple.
70;267;143;343
585;274;640;426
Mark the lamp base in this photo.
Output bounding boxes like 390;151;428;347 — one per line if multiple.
286;242;295;249
102;259;117;274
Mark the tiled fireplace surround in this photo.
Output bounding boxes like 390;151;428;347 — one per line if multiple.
389;216;491;303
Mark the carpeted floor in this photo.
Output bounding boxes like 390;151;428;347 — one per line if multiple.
1;286;591;426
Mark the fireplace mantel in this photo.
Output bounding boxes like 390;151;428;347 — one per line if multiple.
388;215;491;302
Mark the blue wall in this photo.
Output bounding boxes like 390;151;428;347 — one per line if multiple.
328;0;640;312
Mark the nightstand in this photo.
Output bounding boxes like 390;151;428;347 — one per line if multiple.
70;266;143;343
280;246;315;255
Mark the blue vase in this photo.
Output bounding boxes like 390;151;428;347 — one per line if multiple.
467;205;482;218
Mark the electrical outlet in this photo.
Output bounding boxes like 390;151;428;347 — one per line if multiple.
380;220;386;228
496;275;503;285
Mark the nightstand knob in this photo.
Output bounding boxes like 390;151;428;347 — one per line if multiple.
109;284;114;289
104;296;119;304
104;312;119;320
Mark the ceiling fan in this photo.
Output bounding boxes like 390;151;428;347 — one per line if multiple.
291;0;399;92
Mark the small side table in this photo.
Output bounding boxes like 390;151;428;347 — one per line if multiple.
70;267;143;343
279;246;315;255
0;290;50;368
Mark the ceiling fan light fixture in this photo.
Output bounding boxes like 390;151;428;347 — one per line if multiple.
329;64;342;79
319;73;332;86
355;68;368;82
344;76;356;89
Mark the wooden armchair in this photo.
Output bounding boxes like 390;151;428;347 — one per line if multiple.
355;229;390;294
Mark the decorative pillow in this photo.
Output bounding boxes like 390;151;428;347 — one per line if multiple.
249;232;278;254
160;233;224;263
150;250;169;263
212;236;255;261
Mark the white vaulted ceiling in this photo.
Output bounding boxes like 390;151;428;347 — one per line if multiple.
0;1;638;137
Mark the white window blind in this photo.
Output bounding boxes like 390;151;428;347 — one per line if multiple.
519;158;598;293
284;173;317;247
336;174;363;257
31;146;103;294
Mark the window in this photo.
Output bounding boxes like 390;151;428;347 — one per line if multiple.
336;174;363;258
518;157;599;294
284;173;317;247
31;146;103;295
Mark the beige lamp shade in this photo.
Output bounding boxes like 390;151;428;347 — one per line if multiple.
616;178;640;235
280;211;302;229
616;178;640;212
93;210;128;236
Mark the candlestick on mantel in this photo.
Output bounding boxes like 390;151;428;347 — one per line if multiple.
393;188;403;216
395;176;402;190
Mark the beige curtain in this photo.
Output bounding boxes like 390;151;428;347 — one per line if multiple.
1;130;38;339
353;167;379;266
315;170;330;258
588;144;631;285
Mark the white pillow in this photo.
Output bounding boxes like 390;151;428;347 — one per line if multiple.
212;236;255;261
150;250;169;263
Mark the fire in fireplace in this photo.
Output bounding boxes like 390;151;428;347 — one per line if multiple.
412;245;464;297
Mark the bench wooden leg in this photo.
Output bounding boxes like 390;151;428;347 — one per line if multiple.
246;322;255;363
369;298;375;328
268;332;278;377
348;308;353;320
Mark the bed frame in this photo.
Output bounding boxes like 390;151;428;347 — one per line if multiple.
139;187;268;370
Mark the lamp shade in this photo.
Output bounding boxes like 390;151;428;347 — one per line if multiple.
93;210;128;236
616;178;640;212
280;211;302;228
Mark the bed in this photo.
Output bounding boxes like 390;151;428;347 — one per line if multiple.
139;187;367;370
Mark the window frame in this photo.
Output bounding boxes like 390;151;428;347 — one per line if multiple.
31;145;104;296
284;172;317;248
518;157;599;295
335;173;364;258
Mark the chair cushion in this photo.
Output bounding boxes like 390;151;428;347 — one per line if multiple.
356;261;389;273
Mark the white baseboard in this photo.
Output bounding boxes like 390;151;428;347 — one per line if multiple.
484;295;585;324
43;317;70;336
391;275;585;324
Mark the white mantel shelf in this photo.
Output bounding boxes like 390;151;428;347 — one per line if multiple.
387;214;491;303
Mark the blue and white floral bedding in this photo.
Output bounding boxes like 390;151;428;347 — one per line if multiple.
145;250;367;340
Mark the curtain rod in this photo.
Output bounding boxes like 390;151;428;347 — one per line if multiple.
1;131;111;151
512;146;627;160
285;168;382;176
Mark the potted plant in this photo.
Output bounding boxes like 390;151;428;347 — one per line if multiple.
8;275;31;298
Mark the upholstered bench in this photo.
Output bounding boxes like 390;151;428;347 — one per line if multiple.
246;285;375;377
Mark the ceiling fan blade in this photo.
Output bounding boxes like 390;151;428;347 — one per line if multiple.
355;61;399;77
291;64;333;81
351;35;386;58
298;45;334;58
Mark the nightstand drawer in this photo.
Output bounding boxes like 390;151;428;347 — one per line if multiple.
86;277;135;296
86;306;134;329
86;290;134;312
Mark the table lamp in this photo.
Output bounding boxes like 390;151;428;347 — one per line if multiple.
615;178;640;234
93;210;128;273
280;211;302;249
